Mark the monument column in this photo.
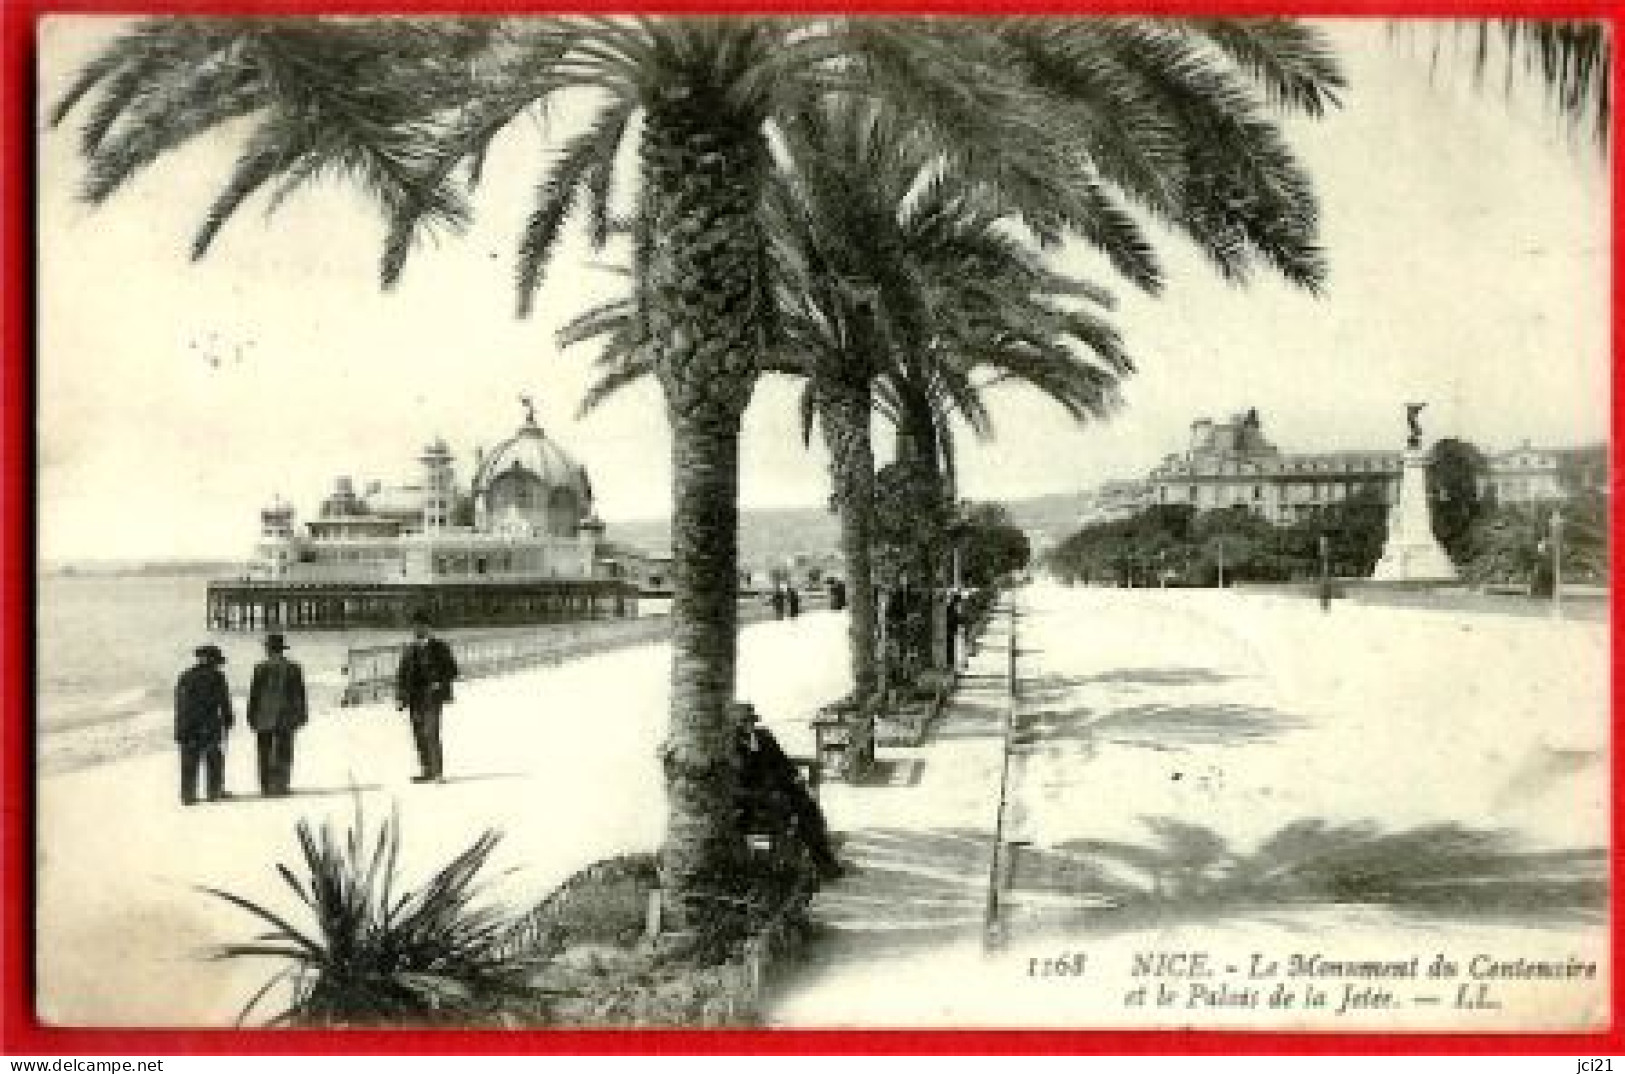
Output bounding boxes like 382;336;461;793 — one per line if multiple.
1371;403;1459;583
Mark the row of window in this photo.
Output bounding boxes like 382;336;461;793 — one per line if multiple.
1159;457;1400;478
1157;480;1386;505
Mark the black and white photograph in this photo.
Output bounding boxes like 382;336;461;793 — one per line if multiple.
34;15;1609;1032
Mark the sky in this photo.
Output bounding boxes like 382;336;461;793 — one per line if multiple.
36;19;1610;563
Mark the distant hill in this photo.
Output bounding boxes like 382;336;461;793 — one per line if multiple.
55;491;1095;578
44;559;246;578
609;506;842;571
610;489;1096;569
1000;491;1096;548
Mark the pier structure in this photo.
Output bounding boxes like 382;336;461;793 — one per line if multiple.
206;578;638;631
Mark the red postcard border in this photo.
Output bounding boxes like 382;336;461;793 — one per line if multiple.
1;0;1619;1055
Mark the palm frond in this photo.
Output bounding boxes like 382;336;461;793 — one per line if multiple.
516;99;633;316
1188;19;1346;117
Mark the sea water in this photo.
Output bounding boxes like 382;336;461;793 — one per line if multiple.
34;572;675;774
36;572;389;772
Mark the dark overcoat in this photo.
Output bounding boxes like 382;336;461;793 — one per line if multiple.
395;637;459;709
175;663;234;744
738;725;798;796
247;656;308;732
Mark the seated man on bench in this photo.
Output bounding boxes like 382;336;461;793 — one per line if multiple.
733;701;845;881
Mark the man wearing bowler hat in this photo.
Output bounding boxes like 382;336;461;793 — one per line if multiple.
174;643;234;805
247;633;307;796
395;612;459;783
733;701;844;880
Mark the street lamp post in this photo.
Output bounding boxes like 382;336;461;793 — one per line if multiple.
1550;508;1565;619
1318;532;1331;612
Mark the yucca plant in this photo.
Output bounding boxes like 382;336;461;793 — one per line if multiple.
205;805;548;1027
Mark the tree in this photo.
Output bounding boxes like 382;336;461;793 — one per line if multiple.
1192;505;1278;584
1426;437;1488;564
1046;504;1195;586
1466;492;1608;593
1290;484;1390;577
58;15;1343;925
956;503;1031;588
1410;21;1610;144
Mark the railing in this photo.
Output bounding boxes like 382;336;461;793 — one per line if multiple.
340;595;804;706
340;618;674;706
984;594;1021;950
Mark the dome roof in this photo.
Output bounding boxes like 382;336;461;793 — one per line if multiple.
474;413;592;501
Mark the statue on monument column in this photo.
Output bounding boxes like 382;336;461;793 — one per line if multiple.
1372;399;1457;581
1406;402;1425;450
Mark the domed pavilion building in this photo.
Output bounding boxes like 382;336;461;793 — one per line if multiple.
209;403;635;631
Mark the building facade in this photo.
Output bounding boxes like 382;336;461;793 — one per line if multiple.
1481;442;1608;505
1145;409;1402;525
251;407;612;584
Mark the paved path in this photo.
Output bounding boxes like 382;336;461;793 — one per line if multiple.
37;611;850;1026
769;583;1608;1030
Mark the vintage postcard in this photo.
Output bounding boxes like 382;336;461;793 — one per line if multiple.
30;13;1610;1041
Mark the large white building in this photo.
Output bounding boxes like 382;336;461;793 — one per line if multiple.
1090;412;1604;531
1146;409;1402;525
1481;441;1607;505
252;406;611;583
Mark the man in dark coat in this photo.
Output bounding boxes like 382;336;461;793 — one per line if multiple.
246;633;307;797
174;643;234;805
733;701;843;880
395;613;459;783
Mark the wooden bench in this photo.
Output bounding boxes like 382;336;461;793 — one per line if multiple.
811;709;874;784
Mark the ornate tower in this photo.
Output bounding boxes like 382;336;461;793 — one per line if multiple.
419;438;454;532
255;496;296;579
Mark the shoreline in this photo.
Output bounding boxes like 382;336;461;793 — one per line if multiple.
35;611;852;1026
36;597;795;777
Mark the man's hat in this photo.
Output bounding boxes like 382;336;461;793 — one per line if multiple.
410;610;434;627
265;633;289;652
195;644;226;664
729;701;758;723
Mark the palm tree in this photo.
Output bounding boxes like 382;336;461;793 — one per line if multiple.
1404;20;1610;143
57;16;1342;925
569;98;1137;703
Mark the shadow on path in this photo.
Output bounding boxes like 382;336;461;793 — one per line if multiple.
433;771;529;787
1000;816;1606;936
1012;701;1307;751
927;695;1011;742
804;827;993;960
1027;668;1243;696
236;783;386;802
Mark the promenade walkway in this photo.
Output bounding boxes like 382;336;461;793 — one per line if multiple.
36;611;850;1026
768;583;1608;1029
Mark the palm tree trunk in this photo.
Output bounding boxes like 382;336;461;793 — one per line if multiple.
660;412;745;912
818;376;880;703
894;373;943;489
640;89;768;928
895;379;951;668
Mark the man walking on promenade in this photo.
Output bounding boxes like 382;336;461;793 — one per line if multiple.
174;643;234;805
396;612;459;783
246;633;306;797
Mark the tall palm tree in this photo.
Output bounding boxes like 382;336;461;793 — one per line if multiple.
569;99;1138;704
1404;20;1610;143
57;16;1342;924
